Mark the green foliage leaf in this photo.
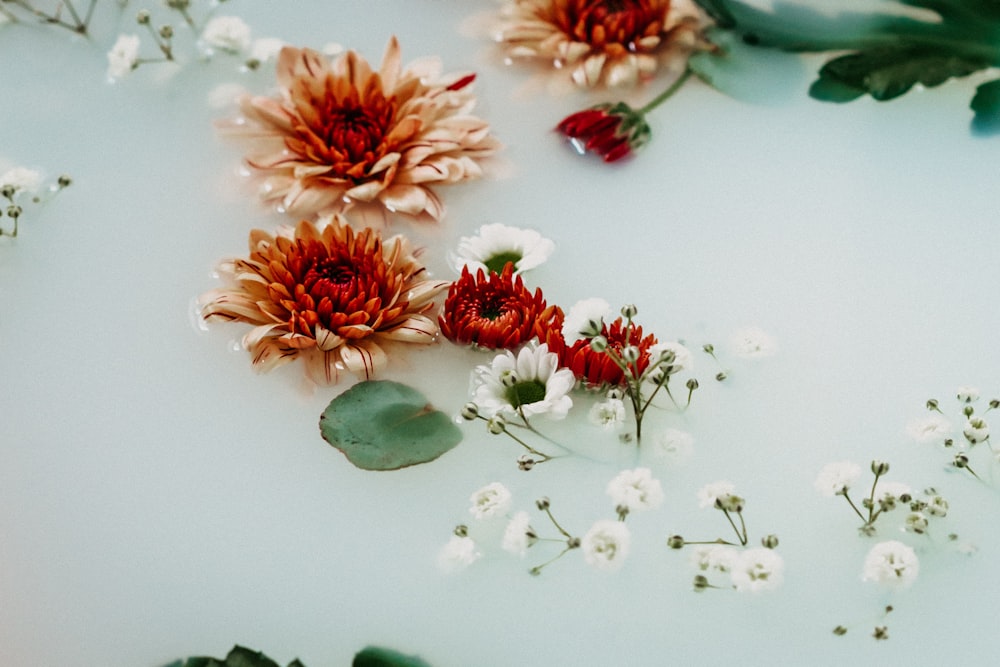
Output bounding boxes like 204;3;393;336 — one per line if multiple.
353;646;434;667
319;380;462;470
164;646;304;667
970;78;1000;135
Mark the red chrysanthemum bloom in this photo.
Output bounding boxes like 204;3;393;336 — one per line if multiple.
200;217;449;385
497;0;702;87
219;38;500;224
439;264;562;350
544;314;658;387
557;101;651;162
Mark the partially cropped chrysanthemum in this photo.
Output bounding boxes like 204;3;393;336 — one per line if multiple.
451;223;556;275
439;265;561;350
200;217;449;385
545;314;659;388
471;342;575;419
220;38;500;223
496;0;703;88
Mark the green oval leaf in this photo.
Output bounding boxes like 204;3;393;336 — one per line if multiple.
971;78;1000;136
353;646;433;667
319;381;462;470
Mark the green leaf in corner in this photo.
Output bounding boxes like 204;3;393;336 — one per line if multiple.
970;78;1000;135
164;645;302;667
319;380;462;470
353;646;433;667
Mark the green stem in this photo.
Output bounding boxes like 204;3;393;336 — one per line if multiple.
841;491;869;524
638;67;693;115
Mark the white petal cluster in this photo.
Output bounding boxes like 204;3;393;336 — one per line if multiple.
691;544;737;573
606;468;664;512
581;520;631;571
648;341;693;373
588;397;626;429
651;428;694;463
201;16;252;53
437;535;481;572
106;34;140;79
862;540;919;589
0;166;43;194
814;461;863;497
452;223;555;275
963;417;990;444
697;481;737;509
729;327;777;359
730;548;785;593
468;482;512;520
561;298;611;344
905;413;953;444
956;386;980;403
501;511;535;556
471;343;574;420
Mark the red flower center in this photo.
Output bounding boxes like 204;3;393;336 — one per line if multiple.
549;0;670;54
288;82;398;183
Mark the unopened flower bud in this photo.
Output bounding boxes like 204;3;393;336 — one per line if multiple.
589;335;608;352
872;626;888;640
6;205;21;219
535;497;550;511
620;303;638;319
0;185;15;199
136;9;150;23
453;524;468;537
871;460;890;476
621;345;639;364
761;534;779;549
500;370;517;388
56;174;72;188
833;626;848;636
460;403;479;420
159;24;174;40
953;453;969;468
606;387;624;401
963;405;974;417
567;537;581;549
990;399;1000;409
715;371;728;382
616;504;630;520
686;378;699;391
667;535;685;549
486;417;506;435
693;575;710;592
926;398;939;411
580;318;603;338
517;454;535;471
244;58;261;71
702;343;715;354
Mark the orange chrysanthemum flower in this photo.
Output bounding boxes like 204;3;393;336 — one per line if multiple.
220;38;500;224
496;0;702;87
544;315;658;387
200;217;449;385
439;265;562;350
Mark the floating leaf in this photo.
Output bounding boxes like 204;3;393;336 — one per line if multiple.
353;646;433;667
970;78;1000;135
319;380;462;470
163;646;305;667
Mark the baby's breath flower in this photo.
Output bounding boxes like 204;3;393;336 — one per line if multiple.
201;15;252;53
963;417;990;444
606;467;664;512
650;427;694;464
581;520;631;571
906;413;953;444
106;34;141;79
730;548;784;593
249;37;285;63
469;482;512;520
691;544;737;572
956;386;980;403
814;461;863;497
697;481;737;509
729;327;777;359
862;540;919;589
648;341;693;374
561;298;611;344
588;397;626;429
0;166;43;194
926;495;949;517
501;511;536;556
437;535;481;572
904;512;929;534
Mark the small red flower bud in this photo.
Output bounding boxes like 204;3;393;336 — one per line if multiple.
556;102;651;162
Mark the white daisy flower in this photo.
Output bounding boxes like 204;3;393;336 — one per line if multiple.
471;343;574;420
650;428;694;463
561;298;611;344
691;544;738;573
588;397;626;429
501;511;536;556
451;223;555;276
0;166;43;194
729;327;777;359
201;16;252;54
730;548;785;593
862;540;919;589
606;467;664;513
106;34;140;79
906;413;953;444
697;481;737;509
814;461;862;497
581;520;631;571
437;535;481;572
468;482;512;520
963;417;990;444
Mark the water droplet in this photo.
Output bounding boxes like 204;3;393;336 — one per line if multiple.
187;297;210;333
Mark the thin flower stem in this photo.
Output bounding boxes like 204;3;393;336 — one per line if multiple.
9;0;89;34
543;506;573;540
737;510;748;545
841;491;869;524
866;470;883;524
514;406;571;453
638;67;694;115
529;544;575;575
680;538;742;547
721;509;746;546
